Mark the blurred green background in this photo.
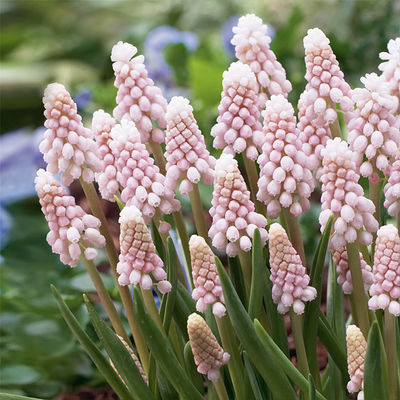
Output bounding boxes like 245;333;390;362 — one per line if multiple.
1;0;399;398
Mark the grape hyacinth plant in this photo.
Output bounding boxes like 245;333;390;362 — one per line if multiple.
14;13;399;400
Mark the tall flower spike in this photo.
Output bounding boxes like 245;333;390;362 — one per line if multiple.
189;235;225;318
332;247;373;295
384;147;400;216
187;313;230;381
92;110;119;202
40;83;102;186
208;154;268;257
319;138;379;249
346;325;366;399
231;13;292;105
368;224;400;316
165;96;215;195
257;94;315;219
303;28;353;127
348;73;400;181
35;169;105;267
109;119;180;224
111;41;167;144
268;223;316;314
116;205;171;293
211;61;263;161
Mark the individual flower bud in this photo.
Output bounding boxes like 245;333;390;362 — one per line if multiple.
187;313;230;381
257;94;315;218
40;83;102;186
35;169;105;267
111;41;167;144
319;138;379;250
165;97;215;195
368;224;400;316
211;61;263;160
116;205;171;293
384;148;400;216
208;154;268;257
231;14;292;104
268;223;317;314
189;235;225;318
346;325;366;399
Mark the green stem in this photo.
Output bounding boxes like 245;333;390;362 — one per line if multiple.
346;242;370;337
213;376;229;400
238;250;252;292
328;100;342;139
369;170;381;257
189;184;208;240
148;140;166;175
348;294;359;325
384;310;399;400
242;154;266;215
141;288;164;333
289;310;310;380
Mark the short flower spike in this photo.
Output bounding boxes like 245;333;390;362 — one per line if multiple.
187;313;230;381
384;147;400;216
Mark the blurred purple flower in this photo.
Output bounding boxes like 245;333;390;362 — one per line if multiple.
74;89;92;110
0;206;12;250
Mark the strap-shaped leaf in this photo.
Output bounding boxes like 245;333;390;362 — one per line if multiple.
0;394;43;400
150;219;166;261
243;351;264;400
228;256;248;307
308;374;316;400
183;342;205;395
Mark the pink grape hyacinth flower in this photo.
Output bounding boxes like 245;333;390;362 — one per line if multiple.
111;41;167;144
165;96;215;195
268;223;316;314
189;235;225;318
368;224;400;316
35;169;105;267
116;205;171;293
208;154;268;257
40;83;102;186
319;138;379;249
257;94;315;219
383;147;400;216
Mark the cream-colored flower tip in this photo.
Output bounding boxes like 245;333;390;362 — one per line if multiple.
116;205;171;293
346;325;366;398
268;223;316;314
187;313;230;381
189;235;226;318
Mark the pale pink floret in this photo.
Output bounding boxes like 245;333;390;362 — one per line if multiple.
332;247;373;295
109;119;180;224
111;41;167;144
368;224;400;316
187;313;230;381
303;28;354;127
319;138;379;250
384;147;400;216
208;154;268;257
35;169;105;267
346;325;366;399
165;97;215;195
116;205;171;293
348;73;400;181
268;223;316;314
39;83;102;186
211;61;263;161
189;235;225;318
231;14;292;106
92;110;119;202
257;95;315;219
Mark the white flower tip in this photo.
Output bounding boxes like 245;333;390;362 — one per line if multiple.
111;41;138;63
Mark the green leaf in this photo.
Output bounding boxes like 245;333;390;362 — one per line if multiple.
309;374;316;400
0;365;40;386
50;285;133;400
150;219;165;261
0;394;43;400
183;342;204;395
113;195;124;211
172;282;196;340
228;256;248;308
243;352;264;400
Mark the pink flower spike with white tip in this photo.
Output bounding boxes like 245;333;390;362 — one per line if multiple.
384;147;400;216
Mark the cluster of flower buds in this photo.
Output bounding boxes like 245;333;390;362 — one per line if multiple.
35;169;105;267
165;96;215;195
383;148;400;216
111;41;167;144
40;83;102;186
208;154;268;257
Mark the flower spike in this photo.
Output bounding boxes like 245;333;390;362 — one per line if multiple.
384;147;400;216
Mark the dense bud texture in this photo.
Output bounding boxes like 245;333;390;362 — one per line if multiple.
111;41;167;144
384;148;400;216
257;95;314;218
109;119;180;224
40;83;102;186
319;138;379;249
303;28;353;127
35;169;105;267
116;205;171;293
368;224;400;316
165;97;215;195
268;223;316;314
348;73;400;181
346;325;366;399
231;13;291;105
189;235;225;317
208;154;268;257
332;247;373;295
211;61;263;161
187;313;230;381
